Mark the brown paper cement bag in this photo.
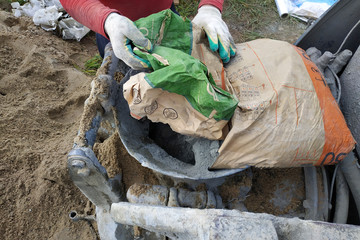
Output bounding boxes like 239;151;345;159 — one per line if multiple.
211;39;355;168
122;26;236;140
123;72;229;140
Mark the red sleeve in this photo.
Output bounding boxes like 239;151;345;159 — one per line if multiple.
59;0;173;38
199;0;224;12
59;0;120;38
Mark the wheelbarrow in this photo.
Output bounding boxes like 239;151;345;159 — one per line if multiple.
67;0;360;238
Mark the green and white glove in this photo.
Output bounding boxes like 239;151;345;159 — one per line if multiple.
192;5;236;63
104;13;153;70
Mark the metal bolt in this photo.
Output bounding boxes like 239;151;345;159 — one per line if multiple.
70;159;90;177
71;159;86;168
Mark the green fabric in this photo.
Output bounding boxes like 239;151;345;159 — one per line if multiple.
133;10;238;121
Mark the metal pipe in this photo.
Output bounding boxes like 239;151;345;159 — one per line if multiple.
111;202;278;239
340;151;360;218
303;166;319;220
320;167;329;221
333;169;349;224
111;202;360;239
69;210;95;222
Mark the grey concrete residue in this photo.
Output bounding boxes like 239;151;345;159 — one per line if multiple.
126;183;223;209
340;45;360;156
306;47;353;101
111;202;360;240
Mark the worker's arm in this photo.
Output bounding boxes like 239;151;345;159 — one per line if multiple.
194;0;236;63
60;0;234;67
59;0;171;70
59;0;173;38
59;0;118;38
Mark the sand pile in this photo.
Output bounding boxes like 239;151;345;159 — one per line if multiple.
0;10;99;239
0;10;167;239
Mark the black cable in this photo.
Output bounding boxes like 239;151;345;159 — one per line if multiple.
327;66;341;103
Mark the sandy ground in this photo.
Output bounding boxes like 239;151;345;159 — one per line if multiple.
0;10;100;239
0;8;307;240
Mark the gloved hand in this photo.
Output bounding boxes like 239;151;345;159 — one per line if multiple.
104;13;153;70
192;5;236;63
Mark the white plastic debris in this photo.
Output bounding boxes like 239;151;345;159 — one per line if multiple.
12;0;44;18
11;2;21;17
292;1;332;19
10;2;20;9
33;6;62;31
44;0;63;10
59;17;91;41
11;0;90;41
275;0;337;22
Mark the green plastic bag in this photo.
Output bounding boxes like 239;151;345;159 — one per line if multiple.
135;10;193;55
134;46;238;121
132;10;238;121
